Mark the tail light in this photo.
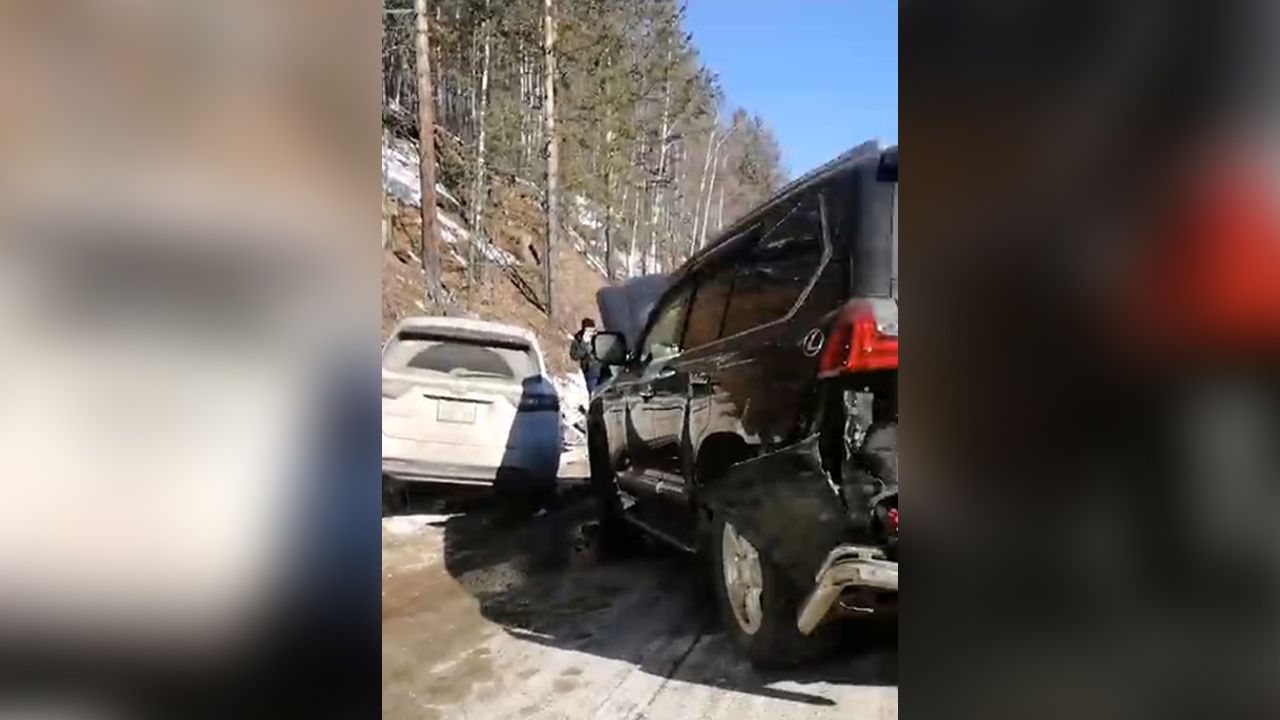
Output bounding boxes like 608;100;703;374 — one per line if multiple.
518;394;560;413
381;380;412;399
886;507;899;534
818;298;899;377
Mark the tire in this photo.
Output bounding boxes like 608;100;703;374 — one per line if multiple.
382;475;406;516
709;513;834;668
862;423;898;489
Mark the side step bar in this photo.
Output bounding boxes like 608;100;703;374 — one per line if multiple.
622;514;699;554
797;545;898;635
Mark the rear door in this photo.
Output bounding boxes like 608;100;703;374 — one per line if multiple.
710;189;832;449
673;254;737;471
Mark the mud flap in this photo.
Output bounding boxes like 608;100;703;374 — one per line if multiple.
701;435;849;589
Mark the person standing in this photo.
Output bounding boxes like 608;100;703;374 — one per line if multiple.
569;318;602;394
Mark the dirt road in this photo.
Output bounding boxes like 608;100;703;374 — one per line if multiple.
382;484;897;720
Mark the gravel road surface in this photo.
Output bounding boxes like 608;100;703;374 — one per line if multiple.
382;481;897;720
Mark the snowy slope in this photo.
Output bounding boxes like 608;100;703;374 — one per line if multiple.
382;134;517;269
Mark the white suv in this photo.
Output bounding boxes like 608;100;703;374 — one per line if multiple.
381;317;561;510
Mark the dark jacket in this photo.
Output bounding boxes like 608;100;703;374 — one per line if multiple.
570;329;597;374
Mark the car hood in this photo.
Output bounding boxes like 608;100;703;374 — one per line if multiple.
596;274;670;350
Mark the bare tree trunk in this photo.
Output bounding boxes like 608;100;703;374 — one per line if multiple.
465;31;473;143
645;50;674;275
699;121;742;248
717;181;726;231
469;1;492;296
603;166;615;279
534;57;544;172
518;41;527;172
693;125;716;251
669;143;687;265
628;145;647;278
628;180;642;278
542;0;560;321
613;175;633;280
432;3;443;122
382;193;392;250
415;0;441;302
699;146;721;249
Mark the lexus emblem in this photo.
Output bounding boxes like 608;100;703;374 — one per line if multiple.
802;329;825;357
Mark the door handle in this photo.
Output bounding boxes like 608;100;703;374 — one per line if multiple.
689;372;711;387
639;385;656;400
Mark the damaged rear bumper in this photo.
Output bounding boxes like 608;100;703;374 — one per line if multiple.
699;433;899;634
797;544;898;635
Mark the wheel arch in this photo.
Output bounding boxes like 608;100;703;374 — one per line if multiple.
690;431;756;544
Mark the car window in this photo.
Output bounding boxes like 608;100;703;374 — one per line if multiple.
640;286;691;362
383;332;539;380
800;191;848;315
682;259;736;350
721;193;824;337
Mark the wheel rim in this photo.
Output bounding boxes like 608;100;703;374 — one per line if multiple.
721;520;764;635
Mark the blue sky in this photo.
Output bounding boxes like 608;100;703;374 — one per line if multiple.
684;1;898;178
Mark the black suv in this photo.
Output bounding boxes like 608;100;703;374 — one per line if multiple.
587;144;899;667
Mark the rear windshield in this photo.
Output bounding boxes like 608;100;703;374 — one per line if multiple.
384;331;539;380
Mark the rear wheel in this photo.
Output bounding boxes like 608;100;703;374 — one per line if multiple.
710;514;833;668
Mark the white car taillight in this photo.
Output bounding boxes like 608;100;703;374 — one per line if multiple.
381;379;412;399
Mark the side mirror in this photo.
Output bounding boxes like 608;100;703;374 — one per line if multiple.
592;332;628;366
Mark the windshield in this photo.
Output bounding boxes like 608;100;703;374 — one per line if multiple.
383;332;540;380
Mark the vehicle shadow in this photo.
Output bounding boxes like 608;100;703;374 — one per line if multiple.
432;490;897;707
493;375;559;506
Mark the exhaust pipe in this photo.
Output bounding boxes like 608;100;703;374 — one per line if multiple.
797;545;898;635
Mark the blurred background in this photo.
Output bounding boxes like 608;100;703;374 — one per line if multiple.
0;1;380;717
903;0;1280;718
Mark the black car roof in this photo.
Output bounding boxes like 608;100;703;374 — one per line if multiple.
678;141;896;277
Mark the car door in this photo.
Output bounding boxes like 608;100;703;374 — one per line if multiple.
620;284;692;526
595;365;631;467
715;190;830;447
656;256;739;537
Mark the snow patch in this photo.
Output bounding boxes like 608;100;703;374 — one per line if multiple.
384;134;606;278
564;225;608;278
383;514;454;536
552;373;589;447
570;194;604;231
384;135;519;270
382;134;461;210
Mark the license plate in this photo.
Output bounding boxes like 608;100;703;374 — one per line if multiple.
436;399;477;424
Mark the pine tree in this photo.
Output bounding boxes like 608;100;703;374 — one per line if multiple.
382;0;789;293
